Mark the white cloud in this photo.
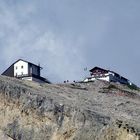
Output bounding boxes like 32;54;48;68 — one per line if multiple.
0;0;140;85
0;1;86;82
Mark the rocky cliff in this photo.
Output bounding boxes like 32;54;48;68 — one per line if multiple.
0;76;140;140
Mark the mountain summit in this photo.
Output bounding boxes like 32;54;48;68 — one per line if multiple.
0;76;139;140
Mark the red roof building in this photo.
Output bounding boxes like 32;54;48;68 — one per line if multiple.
84;66;132;85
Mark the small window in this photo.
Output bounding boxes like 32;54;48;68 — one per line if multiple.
16;66;18;69
21;66;23;69
21;72;23;75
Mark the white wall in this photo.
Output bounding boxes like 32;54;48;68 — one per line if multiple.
14;60;28;77
84;75;110;82
14;60;46;83
98;76;110;82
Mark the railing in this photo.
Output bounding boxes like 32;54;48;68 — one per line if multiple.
15;73;50;83
15;73;40;78
15;74;31;78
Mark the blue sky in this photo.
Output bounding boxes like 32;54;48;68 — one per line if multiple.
0;0;140;85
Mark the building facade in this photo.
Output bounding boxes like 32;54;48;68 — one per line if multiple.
2;59;50;83
84;67;132;85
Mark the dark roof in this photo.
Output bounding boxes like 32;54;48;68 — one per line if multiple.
90;67;119;75
1;64;14;76
1;59;43;75
90;67;109;73
15;59;43;69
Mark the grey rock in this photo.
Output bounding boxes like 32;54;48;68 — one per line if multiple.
0;76;139;140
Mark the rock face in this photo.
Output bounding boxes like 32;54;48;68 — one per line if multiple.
0;76;140;140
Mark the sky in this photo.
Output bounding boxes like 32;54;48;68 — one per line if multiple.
0;0;140;85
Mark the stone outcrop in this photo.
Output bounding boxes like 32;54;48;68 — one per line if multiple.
0;76;139;140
